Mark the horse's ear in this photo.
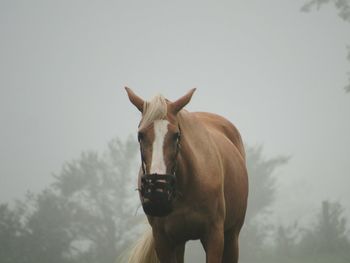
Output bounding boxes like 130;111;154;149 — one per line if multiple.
125;87;144;112
171;88;196;114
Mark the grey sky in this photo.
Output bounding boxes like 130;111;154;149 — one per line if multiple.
1;0;350;225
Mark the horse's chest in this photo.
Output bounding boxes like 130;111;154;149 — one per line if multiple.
161;210;206;242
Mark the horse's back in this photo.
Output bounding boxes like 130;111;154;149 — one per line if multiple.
192;112;245;161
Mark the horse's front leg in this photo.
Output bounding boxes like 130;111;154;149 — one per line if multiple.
201;224;224;263
154;235;178;263
176;243;185;263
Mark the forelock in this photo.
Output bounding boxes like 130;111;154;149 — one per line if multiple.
139;94;167;130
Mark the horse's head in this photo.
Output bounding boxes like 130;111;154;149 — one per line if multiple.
125;87;196;217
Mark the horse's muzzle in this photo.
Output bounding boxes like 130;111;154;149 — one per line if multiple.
140;173;176;217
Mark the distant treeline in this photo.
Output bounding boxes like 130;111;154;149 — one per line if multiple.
240;200;350;263
0;137;349;263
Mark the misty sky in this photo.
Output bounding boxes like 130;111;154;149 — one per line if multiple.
1;0;350;226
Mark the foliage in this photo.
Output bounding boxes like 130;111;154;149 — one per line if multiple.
50;137;140;261
302;0;350;22
260;201;350;263
245;146;289;221
0;136;140;263
239;146;350;263
298;201;350;259
301;0;350;92
0;204;26;263
240;146;289;262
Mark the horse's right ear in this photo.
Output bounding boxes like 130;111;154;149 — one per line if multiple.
125;87;144;113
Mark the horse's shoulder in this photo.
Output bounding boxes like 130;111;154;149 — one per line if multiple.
190;111;245;160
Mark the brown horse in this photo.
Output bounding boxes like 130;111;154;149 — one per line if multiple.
125;88;248;263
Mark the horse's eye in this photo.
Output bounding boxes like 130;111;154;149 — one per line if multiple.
138;132;144;142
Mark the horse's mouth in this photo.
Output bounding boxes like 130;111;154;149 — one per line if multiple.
140;173;176;217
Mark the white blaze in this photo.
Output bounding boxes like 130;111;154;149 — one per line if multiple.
150;120;169;174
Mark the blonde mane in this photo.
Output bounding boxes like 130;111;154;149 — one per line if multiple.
139;94;168;130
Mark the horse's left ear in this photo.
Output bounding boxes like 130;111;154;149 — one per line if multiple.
171;88;196;114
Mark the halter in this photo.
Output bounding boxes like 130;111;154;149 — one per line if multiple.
138;126;181;217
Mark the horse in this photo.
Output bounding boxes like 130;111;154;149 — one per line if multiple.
125;88;248;263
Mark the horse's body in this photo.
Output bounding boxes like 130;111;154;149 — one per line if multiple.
126;88;248;263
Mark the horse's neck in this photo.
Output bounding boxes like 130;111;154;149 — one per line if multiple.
177;110;212;156
176;111;210;193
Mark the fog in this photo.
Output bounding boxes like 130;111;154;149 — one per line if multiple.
1;0;350;262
